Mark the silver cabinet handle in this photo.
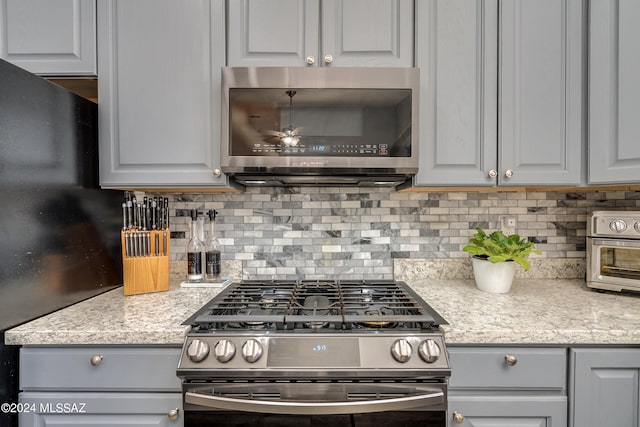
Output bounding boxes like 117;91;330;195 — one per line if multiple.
324;54;334;64
452;411;465;424
306;55;316;65
488;169;497;178
167;408;179;421
505;354;518;366
90;355;103;366
504;169;514;178
185;389;443;415
213;168;222;177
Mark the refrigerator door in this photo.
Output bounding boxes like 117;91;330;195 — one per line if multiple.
0;59;123;425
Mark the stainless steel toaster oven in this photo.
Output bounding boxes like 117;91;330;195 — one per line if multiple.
587;211;640;293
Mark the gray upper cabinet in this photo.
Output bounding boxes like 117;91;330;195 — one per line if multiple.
589;0;640;184
414;0;498;186
227;0;413;67
98;0;229;188
0;0;96;76
415;0;584;187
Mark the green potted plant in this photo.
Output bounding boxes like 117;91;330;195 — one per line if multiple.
463;227;541;293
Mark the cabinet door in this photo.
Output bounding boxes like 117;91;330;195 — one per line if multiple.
321;0;413;67
499;0;584;186
414;0;498;186
448;396;566;427
0;0;96;75
589;0;640;184
227;0;320;66
19;392;183;427
571;349;640;427
98;0;228;188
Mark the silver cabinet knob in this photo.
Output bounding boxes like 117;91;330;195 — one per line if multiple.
242;339;263;363
167;408;179;421
213;168;222;177
187;339;210;363
390;339;412;363
214;339;236;363
504;169;514;178
306;55;316;65
323;54;334;64
505;354;518;366
488;169;497;178
452;411;465;424
418;339;441;363
90;355;103;366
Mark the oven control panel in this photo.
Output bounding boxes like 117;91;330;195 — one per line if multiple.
590;212;640;238
178;333;450;374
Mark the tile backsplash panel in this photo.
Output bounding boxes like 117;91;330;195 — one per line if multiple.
155;188;640;280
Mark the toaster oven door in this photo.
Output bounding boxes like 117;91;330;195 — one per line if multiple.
588;238;640;290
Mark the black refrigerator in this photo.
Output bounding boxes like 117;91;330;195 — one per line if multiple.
0;59;123;426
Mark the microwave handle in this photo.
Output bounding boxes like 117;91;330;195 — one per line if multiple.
185;389;444;415
592;238;640;248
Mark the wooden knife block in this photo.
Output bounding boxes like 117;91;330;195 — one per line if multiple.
121;230;170;296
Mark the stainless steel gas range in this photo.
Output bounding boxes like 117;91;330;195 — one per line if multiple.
177;279;450;427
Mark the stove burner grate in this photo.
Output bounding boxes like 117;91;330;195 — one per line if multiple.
183;279;447;332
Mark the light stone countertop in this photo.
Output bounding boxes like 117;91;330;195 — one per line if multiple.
409;278;640;345
5;279;640;346
4;283;222;346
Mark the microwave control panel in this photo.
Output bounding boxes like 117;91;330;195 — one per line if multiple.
249;142;391;157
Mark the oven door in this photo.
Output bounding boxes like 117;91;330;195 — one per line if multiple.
183;381;447;427
588;237;640;290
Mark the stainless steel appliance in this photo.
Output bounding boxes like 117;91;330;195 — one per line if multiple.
221;67;419;187
0;59;123;426
177;279;450;426
587;211;640;293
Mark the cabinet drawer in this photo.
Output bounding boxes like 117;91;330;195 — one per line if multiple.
20;347;181;391
448;347;566;390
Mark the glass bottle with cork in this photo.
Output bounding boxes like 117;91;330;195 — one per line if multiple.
204;209;221;282
186;208;204;282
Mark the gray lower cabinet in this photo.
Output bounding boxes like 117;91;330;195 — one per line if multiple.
447;346;567;427
227;0;413;67
18;346;183;427
588;0;640;184
415;0;584;187
19;393;182;427
570;348;640;427
0;0;96;76
97;0;229;188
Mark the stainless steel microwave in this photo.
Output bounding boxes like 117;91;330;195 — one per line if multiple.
220;67;419;187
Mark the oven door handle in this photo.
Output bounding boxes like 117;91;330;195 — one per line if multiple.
592;238;640;248
185;388;444;415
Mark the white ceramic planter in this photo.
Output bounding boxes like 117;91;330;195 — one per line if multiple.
471;256;517;294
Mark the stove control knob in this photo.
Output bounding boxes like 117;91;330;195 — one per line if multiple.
635;221;640;234
214;339;236;363
242;339;263;363
187;339;210;363
418;339;441;363
610;219;628;233
391;339;413;363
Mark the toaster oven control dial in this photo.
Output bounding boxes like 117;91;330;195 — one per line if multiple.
214;339;236;363
241;339;263;363
391;339;413;363
418;339;441;363
186;339;210;363
610;219;628;233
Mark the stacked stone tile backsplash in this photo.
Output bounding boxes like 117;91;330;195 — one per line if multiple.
154;187;640;281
